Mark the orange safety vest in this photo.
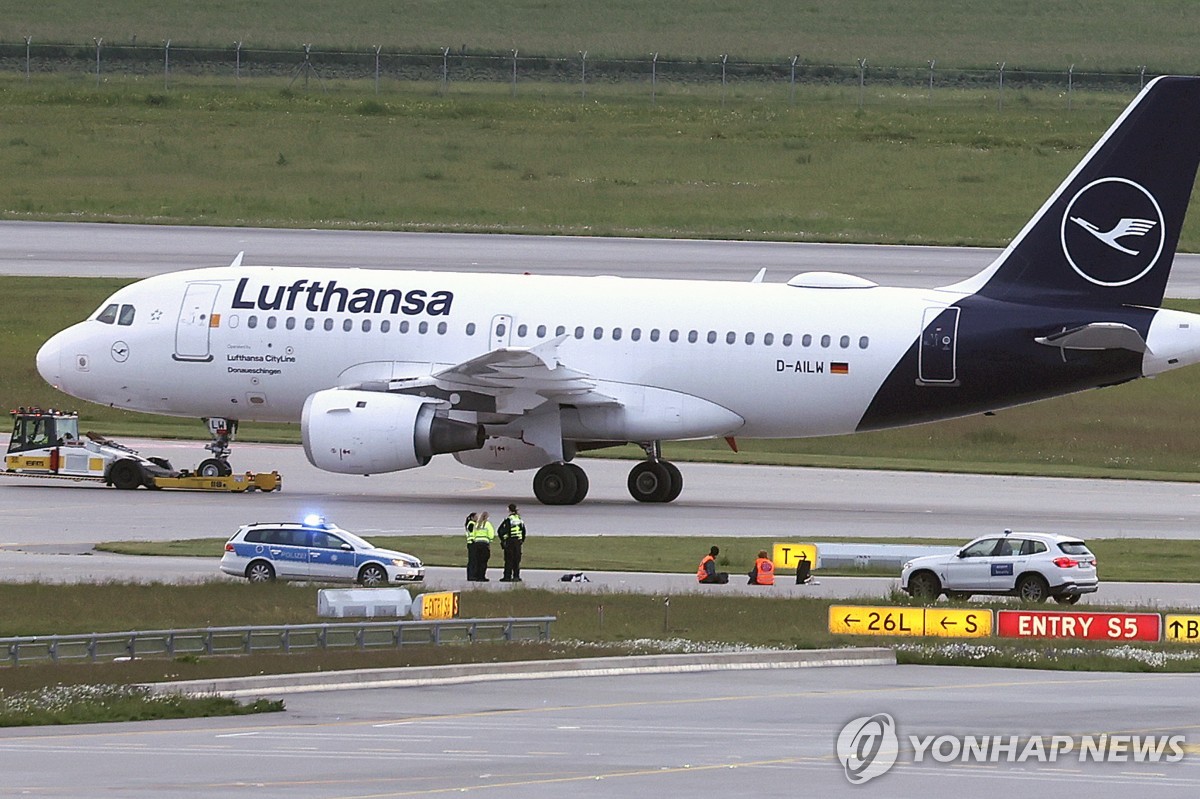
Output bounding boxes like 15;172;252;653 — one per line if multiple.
753;557;775;585
697;554;716;582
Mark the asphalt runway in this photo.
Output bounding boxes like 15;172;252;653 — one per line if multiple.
4;664;1199;798
4;219;1200;296
3;439;1199;545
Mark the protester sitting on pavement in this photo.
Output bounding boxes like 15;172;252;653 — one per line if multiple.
697;546;729;584
748;550;775;585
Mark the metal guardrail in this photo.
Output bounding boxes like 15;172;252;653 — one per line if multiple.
0;616;555;667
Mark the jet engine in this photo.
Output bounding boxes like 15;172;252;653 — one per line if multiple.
302;389;484;475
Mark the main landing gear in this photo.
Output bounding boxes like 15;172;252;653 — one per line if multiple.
627;441;683;503
196;417;238;477
530;441;683;506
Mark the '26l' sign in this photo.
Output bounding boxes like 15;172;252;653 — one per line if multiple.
997;610;1161;642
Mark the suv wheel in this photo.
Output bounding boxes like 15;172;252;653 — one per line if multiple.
908;571;941;603
1016;574;1050;603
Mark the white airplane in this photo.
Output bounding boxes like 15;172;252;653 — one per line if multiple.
35;76;1200;505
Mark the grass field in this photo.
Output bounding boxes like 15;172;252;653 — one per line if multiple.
7;1;1200;69
1;582;1197;695
4;80;1170;246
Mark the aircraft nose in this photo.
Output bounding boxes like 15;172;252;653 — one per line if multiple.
36;332;65;388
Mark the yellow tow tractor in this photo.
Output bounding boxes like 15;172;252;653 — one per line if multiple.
4;408;281;492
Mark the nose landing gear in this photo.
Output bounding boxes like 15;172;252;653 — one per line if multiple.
197;417;238;477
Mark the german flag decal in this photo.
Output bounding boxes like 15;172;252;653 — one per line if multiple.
831;362;849;375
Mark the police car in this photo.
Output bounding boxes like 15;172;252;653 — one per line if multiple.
900;531;1098;604
220;518;424;585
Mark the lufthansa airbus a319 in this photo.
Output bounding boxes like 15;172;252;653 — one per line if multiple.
36;76;1200;505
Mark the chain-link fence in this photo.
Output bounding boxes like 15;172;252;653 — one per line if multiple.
0;40;1164;102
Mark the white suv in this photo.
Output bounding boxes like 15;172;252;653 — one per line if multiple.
220;520;424;585
900;531;1098;604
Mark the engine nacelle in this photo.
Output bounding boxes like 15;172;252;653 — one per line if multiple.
454;436;572;472
302;389;484;475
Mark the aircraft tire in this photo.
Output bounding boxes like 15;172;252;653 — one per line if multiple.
661;461;683;502
628;461;674;503
566;463;590;504
533;463;581;505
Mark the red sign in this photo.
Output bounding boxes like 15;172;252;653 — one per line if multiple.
997;610;1161;642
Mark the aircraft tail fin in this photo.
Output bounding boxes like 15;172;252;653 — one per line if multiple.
946;76;1200;308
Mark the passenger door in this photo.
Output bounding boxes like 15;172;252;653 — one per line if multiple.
259;528;310;580
305;530;358;582
985;537;1028;591
943;538;1001;591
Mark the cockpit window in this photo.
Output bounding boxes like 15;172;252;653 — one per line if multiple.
117;304;136;326
96;304;118;324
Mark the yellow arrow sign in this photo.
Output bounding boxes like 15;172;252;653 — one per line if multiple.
924;608;992;638
829;605;924;636
1164;614;1200;643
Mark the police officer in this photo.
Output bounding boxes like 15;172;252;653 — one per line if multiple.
470;511;495;581
497;503;526;582
464;512;478;580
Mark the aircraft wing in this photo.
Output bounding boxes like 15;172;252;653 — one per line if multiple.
381;337;618;415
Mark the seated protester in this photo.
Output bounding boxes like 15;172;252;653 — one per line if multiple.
697;546;729;584
748;550;775;585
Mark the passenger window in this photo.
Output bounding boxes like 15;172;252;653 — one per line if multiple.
399;321;410;333
248;316;258;329
593;327;603;340
840;335;850;348
495;323;506;337
669;330;679;343
821;334;831;348
744;332;754;345
859;336;869;349
96;303;119;324
267;317;277;330
323;319;334;331
419;321;429;334
517;324;528;338
380;320;390;333
706;331;717;344
118;304;136;326
286;317;296;330
437;322;447;334
343;319;353;332
960;539;1000;558
764;332;774;345
687;330;698;344
574;326;584;339
537;325;547;337
555;326;566;336
612;327;622;341
466;322;476;335
801;334;812;347
305;318;314;331
783;333;793;346
650;329;661;342
361;320;370;332
726;332;737;345
631;328;641;342
1023;540;1047;555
